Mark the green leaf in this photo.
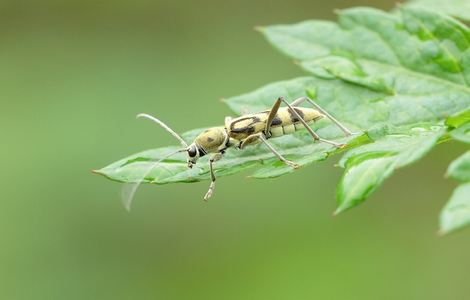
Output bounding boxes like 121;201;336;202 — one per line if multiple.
446;109;470;128
258;7;470;212
405;0;470;22
441;150;470;234
441;109;470;234
94;132;356;185
262;7;470;89
449;122;470;143
440;182;470;234
335;153;396;214
336;128;445;213
95;79;365;184
447;150;470;182
95;6;470;223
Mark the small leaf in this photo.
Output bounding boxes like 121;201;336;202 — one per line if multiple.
449;122;470;143
439;182;470;234
442;110;470;234
336;128;445;213
447;150;470;182
336;152;396;214
446;110;470;128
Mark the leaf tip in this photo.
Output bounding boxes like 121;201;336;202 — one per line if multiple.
333;8;344;15
254;26;265;32
436;228;447;237
305;88;317;99
123;201;132;212
334;200;354;215
332;208;342;216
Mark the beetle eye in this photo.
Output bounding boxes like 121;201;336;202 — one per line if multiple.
188;146;197;157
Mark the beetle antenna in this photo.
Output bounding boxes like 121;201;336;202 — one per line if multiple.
137;113;189;148
121;148;187;211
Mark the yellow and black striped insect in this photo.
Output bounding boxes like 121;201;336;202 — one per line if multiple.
124;96;354;208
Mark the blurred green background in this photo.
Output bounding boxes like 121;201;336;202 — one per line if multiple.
1;0;469;299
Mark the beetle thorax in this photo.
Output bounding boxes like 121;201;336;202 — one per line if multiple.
194;127;227;153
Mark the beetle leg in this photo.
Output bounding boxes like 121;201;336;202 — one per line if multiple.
278;97;345;148
290;96;308;107
204;152;223;201
239;133;262;149
258;134;299;168
265;97;282;138
239;133;298;168
290;97;354;137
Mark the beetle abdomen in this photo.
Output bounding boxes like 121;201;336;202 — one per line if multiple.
228;107;324;140
270;122;312;137
268;107;324;137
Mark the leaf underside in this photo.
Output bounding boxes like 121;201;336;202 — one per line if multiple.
95;6;470;233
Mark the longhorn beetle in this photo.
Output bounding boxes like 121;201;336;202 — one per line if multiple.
124;96;354;208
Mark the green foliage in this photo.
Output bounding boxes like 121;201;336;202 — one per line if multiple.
446;110;470;128
335;128;445;214
447;150;470;182
440;183;470;234
449;122;470;143
440;134;470;234
96;77;364;185
95;6;470;233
